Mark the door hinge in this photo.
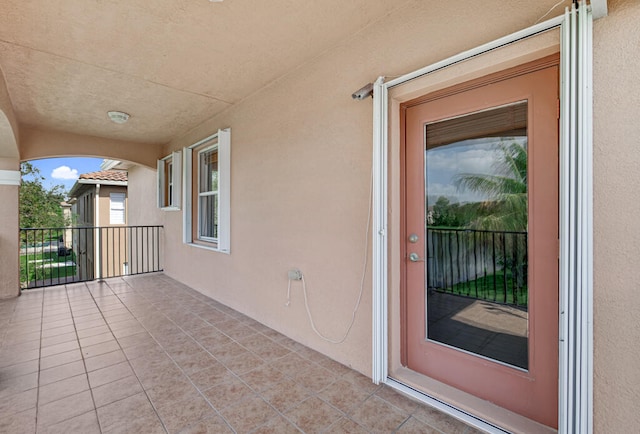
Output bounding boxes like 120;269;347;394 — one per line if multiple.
557;98;561;119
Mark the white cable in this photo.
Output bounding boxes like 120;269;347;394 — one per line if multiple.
288;166;373;344
535;0;568;24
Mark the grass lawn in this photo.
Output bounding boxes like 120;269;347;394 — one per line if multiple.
439;270;528;307
20;250;77;286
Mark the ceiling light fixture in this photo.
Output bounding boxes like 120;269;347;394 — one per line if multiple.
107;111;130;124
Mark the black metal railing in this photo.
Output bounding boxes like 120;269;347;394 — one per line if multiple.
20;226;163;289
427;227;528;308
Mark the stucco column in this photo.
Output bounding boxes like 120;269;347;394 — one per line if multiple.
0;163;21;298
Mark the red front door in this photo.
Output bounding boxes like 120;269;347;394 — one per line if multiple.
402;57;559;427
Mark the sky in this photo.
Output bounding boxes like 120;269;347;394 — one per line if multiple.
26;157;105;194
426;136;527;206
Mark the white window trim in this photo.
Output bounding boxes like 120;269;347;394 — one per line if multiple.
157;151;182;210
183;128;231;253
109;192;126;225
372;4;595;434
196;144;218;243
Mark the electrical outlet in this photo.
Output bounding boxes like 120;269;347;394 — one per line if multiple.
288;269;302;280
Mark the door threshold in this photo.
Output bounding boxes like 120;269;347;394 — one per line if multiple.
387;367;557;434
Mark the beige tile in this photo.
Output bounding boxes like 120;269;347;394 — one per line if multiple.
0;359;39;378
412;404;471;434
251;415;301;434
122;341;165;360
96;392;157;433
0;339;41;354
116;331;156;349
2;331;41;346
41;318;74;330
40;331;77;348
76;325;110;339
41;325;75;338
375;385;420;414
319;378;373;413
107;318;141;331
92;375;144;408
40;340;79;358
85;350;127;372
0;406;36;434
209;341;249;363
88;361;134;388
342;369;381;394
0;372;38;400
79;332;115;347
156;394;214;434
38;374;89;406
219;395;279;434
39;360;85;386
40;410;101;434
237;334;290;362
0;387;37;416
396;416;441;434
0;348;40;368
223;352;265;375
187;362;233;391
326;417;370;434
81;340;121;358
140;366;186;391
146;374;199;410
37;390;95;428
239;364;287;393
175;352;217;375
75;319;108;331
179;415;234;433
350;396;410;433
261;378;311;413
103;414;166;434
40;349;82;370
289;362;337;393
285;396;342;433
112;325;147;339
201;376;254;410
103;312;135;324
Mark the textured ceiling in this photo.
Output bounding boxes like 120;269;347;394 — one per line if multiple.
0;0;405;145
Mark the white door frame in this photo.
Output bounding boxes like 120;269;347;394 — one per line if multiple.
371;3;598;433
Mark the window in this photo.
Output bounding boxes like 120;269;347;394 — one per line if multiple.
183;128;231;252
157;151;182;209
109;192;126;225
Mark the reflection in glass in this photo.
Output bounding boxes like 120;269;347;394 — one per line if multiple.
425;101;529;369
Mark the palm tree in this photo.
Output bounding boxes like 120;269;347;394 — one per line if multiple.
454;140;527;232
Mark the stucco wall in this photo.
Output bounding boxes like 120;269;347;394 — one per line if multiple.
160;0;570;372
126;165;162;227
0;184;19;298
592;0;640;430
149;0;639;430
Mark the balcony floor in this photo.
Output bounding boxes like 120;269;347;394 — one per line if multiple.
0;274;481;433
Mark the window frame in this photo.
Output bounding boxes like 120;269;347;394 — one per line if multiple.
183;128;231;253
109;192;126;225
157;151;182;210
196;144;219;243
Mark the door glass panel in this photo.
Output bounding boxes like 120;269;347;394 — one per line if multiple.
425;101;529;369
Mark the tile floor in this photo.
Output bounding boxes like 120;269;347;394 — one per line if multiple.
0;274;482;433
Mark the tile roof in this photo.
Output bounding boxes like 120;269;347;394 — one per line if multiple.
78;170;127;182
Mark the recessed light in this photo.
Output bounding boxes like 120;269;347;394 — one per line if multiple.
107;111;130;124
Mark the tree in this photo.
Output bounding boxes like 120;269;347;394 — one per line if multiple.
19;162;68;229
454;141;527;232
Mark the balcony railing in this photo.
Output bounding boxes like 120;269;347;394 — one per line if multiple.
20;226;163;289
427;227;528;308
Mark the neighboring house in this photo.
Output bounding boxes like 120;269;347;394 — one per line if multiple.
0;1;638;432
67;170;128;280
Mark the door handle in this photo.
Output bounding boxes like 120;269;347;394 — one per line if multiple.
408;253;424;262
